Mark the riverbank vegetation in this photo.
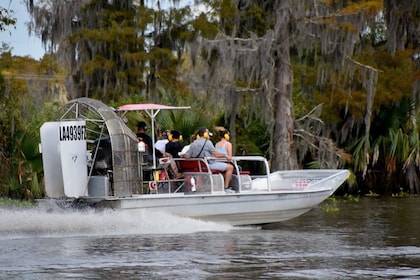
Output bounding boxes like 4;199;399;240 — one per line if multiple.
0;1;420;199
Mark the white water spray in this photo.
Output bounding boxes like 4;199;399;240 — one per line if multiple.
0;205;234;239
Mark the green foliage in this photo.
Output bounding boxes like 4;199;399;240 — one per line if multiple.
365;191;380;197
392;188;410;197
8;0;420;196
290;5;420;193
2;124;44;199
200;0;273;37
0;7;16;32
348;136;368;173
0;51;62;198
342;194;360;202
62;2;197;103
219;0;237;35
192;13;218;39
210;112;270;157
321;197;340;212
234;114;270;157
0;197;35;208
157;109;209;144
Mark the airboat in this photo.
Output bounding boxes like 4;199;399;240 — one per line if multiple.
39;98;349;226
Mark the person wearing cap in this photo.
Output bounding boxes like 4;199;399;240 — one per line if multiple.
137;121;163;163
183;127;234;191
136;121;152;150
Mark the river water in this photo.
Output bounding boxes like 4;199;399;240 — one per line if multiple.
1;197;419;279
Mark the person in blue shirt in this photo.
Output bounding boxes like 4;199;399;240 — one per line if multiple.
183;127;234;191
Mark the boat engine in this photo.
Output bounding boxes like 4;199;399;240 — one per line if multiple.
91;137;113;176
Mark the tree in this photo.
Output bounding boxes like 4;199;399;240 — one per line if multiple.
384;0;420;54
188;0;384;172
0;5;16;32
22;0;420;193
271;0;295;169
24;0;194;103
0;50;62;198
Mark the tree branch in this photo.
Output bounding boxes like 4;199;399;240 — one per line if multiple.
346;56;383;73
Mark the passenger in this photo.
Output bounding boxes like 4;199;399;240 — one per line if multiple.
136;121;163;163
136;121;152;150
155;130;170;154
165;130;184;179
182;127;234;191
165;130;184;158
215;126;232;157
215;126;242;173
179;130;198;156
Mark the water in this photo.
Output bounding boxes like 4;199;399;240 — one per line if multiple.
1;197;420;279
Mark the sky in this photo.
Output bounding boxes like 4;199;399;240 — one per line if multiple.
0;0;45;60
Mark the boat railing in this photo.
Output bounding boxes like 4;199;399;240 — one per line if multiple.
144;155;271;194
204;155;271;192
139;158;186;194
174;158;224;193
232;155;271;191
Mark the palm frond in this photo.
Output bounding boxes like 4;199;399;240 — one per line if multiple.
349;136;367;173
157;109;209;144
30;172;42;198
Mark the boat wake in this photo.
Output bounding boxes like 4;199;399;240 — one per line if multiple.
0;205;235;239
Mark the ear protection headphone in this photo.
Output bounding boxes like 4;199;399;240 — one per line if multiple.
196;131;209;139
168;133;183;141
224;133;230;141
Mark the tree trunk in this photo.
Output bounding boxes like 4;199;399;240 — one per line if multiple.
228;87;238;155
270;0;297;170
384;0;418;54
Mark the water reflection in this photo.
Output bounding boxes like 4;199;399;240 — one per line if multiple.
1;197;420;279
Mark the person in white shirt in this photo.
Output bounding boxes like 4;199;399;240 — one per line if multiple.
154;130;169;154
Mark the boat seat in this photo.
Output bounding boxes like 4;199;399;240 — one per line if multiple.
174;158;225;192
177;158;250;175
177;158;223;174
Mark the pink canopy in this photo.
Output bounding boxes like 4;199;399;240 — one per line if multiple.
117;103;190;169
117;103;190;111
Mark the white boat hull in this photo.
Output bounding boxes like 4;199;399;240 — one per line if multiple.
93;169;349;226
